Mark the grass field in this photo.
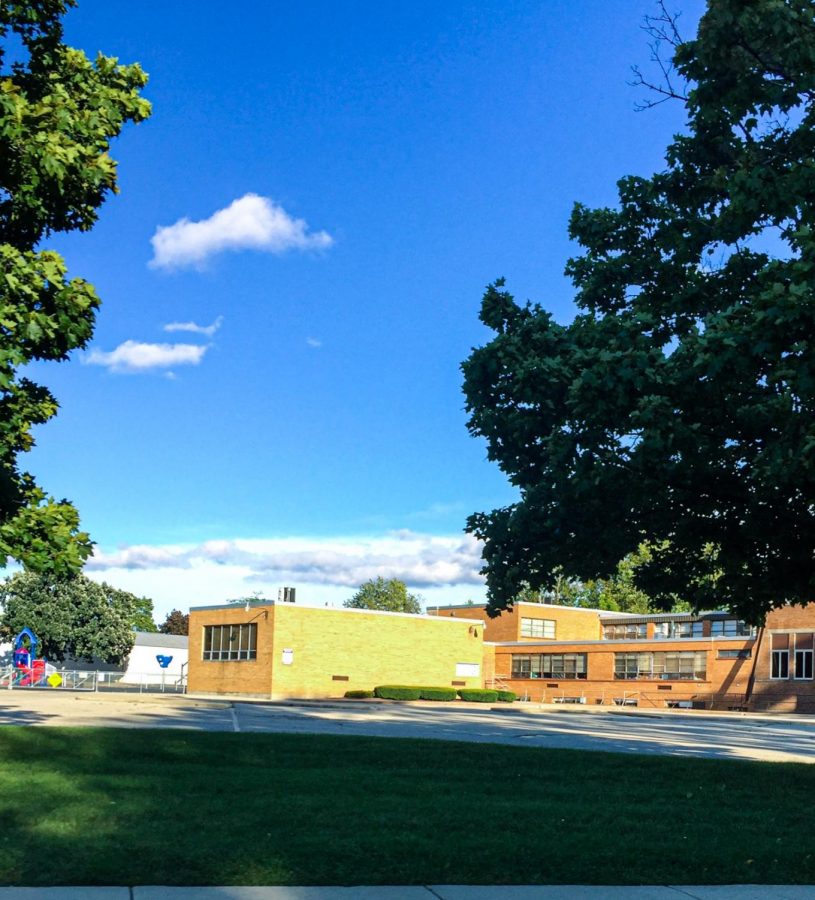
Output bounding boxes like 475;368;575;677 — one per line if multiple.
0;726;812;886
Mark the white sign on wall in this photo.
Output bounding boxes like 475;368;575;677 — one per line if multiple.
282;648;294;665
456;662;480;677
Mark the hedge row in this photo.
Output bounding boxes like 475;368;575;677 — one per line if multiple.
344;690;375;699
374;685;457;701
458;689;499;703
368;685;517;703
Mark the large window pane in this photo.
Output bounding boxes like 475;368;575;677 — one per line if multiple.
521;618;556;639
203;624;258;662
614;651;706;680
512;652;587;679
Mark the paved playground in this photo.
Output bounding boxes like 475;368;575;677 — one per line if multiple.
0;691;813;763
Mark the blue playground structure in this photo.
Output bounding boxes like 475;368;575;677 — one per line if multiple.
11;627;54;687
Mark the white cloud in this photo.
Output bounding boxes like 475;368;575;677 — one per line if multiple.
86;531;486;616
306;337;322;348
149;194;333;270
164;316;223;337
82;340;209;373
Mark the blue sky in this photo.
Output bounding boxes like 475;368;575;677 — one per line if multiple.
23;0;704;619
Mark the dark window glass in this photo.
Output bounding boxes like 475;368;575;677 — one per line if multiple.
203;624;258;662
771;649;789;679
511;652;587;679
614;651;706;680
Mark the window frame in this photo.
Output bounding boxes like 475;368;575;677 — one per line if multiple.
202;623;258;662
794;634;814;681
520;617;556;639
710;618;755;638
614;650;707;681
717;648;752;660
510;652;587;680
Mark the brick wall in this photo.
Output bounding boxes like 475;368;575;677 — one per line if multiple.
188;602;485;698
494;637;755;707
430;603;603;642
188;604;275;696
749;604;815;712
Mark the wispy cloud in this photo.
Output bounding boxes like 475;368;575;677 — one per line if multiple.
164;316;223;337
87;531;485;589
149;194;333;270
306;337;323;348
83;340;209;374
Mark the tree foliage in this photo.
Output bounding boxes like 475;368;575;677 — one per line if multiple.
131;595;157;632
159;609;189;636
463;0;815;624
344;577;422;614
0;1;150;575
0;571;137;663
517;545;689;614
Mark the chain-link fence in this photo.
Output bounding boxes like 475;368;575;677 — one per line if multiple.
0;666;186;693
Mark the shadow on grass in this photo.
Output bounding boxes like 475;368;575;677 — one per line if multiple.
0;726;813;887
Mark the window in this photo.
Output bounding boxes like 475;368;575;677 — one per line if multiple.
614;651;706;680
710;619;755;638
203;624;257;661
511;653;587;679
771;634;789;679
794;634;814;681
673;621;705;639
520;617;555;639
603;623;647;640
652;621;703;639
717;649;752;660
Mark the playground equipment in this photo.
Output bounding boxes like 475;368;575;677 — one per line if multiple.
11;627;57;687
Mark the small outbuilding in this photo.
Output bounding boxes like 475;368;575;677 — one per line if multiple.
187;601;485;699
120;632;189;686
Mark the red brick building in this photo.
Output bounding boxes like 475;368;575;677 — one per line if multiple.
430;601;815;712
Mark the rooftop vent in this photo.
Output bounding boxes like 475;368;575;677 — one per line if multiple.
279;586;296;603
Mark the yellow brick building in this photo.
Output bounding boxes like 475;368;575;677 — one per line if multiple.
187;601;486;698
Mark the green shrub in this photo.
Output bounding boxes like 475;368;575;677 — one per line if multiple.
344;690;374;699
496;690;517;703
418;687;457;701
458;689;499;703
374;685;422;701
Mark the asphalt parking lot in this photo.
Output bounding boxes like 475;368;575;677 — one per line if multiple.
0;690;813;763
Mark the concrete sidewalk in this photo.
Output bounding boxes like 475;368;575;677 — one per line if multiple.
0;886;810;899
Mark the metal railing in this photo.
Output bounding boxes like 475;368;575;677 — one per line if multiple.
1;666;187;694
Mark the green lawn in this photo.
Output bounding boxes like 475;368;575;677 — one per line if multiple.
0;727;812;886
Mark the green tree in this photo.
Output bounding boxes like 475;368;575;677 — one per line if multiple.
131;596;157;632
517;547;659;613
344;577;422;614
0;2;150;575
159;609;189;636
463;0;815;625
0;571;137;663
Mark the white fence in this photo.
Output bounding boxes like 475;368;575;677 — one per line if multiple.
0;666;187;693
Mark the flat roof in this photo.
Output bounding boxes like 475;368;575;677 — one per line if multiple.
133;632;188;649
493;636;756;648
189;601;485;626
431;602;747;625
429;601;629;616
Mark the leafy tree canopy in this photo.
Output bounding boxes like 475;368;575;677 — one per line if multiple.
0;1;150;575
344;577;422;614
159;609;188;636
463;0;815;625
0;571;138;663
517;545;690;615
131;595;157;632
